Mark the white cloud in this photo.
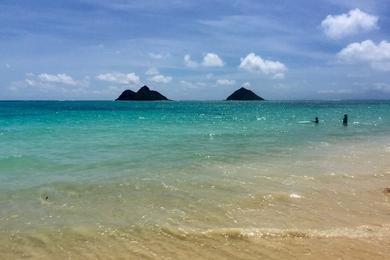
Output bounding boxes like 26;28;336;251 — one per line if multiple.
184;53;224;68
216;79;235;85
10;73;89;92
184;54;198;68
202;53;224;67
145;67;172;84
145;68;172;84
38;73;78;85
242;82;251;88
239;53;287;79
23;73;86;88
149;74;172;84
321;9;378;39
180;80;207;89
338;40;390;71
25;79;37;87
96;72;140;85
318;89;353;94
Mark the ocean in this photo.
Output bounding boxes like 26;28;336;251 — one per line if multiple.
1;100;390;259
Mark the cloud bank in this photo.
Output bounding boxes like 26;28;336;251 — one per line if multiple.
321;9;378;39
184;53;224;68
202;53;224;67
338;40;390;71
96;72;140;85
239;53;287;79
23;73;86;88
216;79;235;85
149;74;172;83
37;73;78;85
145;67;172;83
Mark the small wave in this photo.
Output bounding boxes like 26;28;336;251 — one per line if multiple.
161;181;179;191
0;154;23;159
3;223;390;259
193;224;390;240
208;133;215;138
289;193;302;199
236;192;305;210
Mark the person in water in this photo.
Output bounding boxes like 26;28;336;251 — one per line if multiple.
343;114;348;126
314;117;319;124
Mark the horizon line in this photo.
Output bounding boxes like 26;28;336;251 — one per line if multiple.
1;99;390;102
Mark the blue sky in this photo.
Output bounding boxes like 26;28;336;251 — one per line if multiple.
0;0;389;100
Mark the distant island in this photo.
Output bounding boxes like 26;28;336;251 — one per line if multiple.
116;86;169;101
226;87;264;101
115;86;264;101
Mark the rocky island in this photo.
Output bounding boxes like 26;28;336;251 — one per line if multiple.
116;86;169;101
226;87;264;101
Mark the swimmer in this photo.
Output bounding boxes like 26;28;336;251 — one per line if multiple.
343;114;348;126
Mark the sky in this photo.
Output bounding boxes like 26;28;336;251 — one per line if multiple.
0;0;389;100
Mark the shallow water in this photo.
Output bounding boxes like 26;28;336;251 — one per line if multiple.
1;101;390;259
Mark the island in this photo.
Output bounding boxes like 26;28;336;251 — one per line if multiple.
226;87;264;101
116;86;169;101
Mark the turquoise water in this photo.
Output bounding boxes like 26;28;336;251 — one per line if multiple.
1;101;390;258
1;101;388;183
0;100;389;202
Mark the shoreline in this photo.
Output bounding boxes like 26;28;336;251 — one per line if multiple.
2;223;390;259
2;141;390;259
